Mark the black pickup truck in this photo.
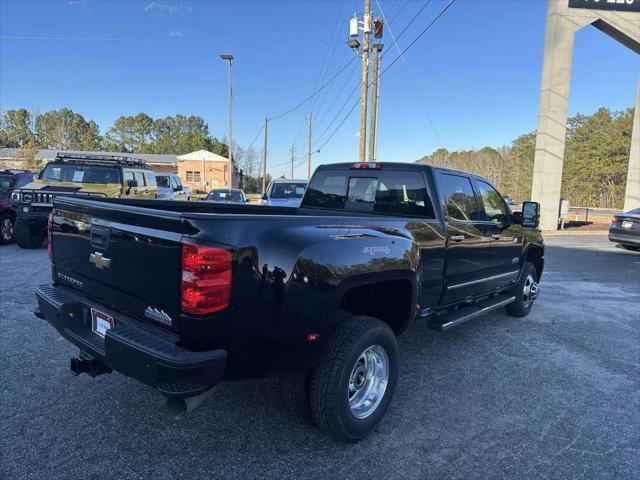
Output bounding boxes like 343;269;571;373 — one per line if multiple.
35;162;543;442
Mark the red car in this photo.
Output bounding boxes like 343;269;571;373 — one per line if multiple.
0;170;37;244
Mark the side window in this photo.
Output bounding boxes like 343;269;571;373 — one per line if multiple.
145;171;156;187
170;176;179;189
476;180;508;223
124;171;135;183
134;171;146;187
440;173;481;221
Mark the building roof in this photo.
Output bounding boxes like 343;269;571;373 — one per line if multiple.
0;147;177;165
177;149;229;163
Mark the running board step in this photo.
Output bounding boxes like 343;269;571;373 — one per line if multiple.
427;295;515;331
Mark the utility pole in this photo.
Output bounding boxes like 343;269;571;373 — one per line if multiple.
220;54;234;188
289;145;296;179
262;117;268;193
307;113;313;179
367;43;383;162
358;0;372;162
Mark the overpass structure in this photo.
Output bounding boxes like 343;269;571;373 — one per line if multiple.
532;0;640;230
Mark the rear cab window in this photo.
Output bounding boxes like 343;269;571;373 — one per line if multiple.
302;169;435;218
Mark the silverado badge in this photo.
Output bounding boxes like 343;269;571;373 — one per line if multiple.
89;252;111;269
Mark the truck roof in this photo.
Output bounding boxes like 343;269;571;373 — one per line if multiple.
315;161;481;179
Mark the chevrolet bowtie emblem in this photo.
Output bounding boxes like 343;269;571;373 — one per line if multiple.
89;252;111;269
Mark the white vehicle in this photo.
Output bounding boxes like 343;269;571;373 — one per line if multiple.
155;173;190;201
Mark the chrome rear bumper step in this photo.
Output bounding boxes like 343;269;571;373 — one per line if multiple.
428;294;515;331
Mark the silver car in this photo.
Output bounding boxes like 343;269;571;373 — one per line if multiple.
155;173;190;201
261;179;308;207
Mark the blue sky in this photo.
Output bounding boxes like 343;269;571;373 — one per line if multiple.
1;0;638;178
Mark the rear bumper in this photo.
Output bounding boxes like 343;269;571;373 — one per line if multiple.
34;284;227;398
608;232;640;246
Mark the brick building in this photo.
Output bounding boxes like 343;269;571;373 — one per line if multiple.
176;149;230;193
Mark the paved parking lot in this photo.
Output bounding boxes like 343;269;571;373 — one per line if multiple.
1;235;639;480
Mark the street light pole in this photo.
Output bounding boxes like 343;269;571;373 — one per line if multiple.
220;54;234;188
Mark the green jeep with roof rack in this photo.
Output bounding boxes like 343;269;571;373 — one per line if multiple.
11;152;157;249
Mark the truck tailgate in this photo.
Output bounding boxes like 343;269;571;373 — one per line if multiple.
51;197;192;332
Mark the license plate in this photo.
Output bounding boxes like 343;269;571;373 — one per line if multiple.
622;221;633;229
91;308;114;337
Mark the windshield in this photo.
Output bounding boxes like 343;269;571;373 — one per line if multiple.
0;176;12;191
156;176;170;188
270;182;307;199
41;163;121;185
208;190;242;202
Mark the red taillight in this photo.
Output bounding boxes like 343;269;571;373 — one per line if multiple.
181;243;232;315
350;162;382;170
612;216;622;224
47;213;53;261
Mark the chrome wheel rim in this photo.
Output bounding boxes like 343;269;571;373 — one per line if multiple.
1;218;13;241
523;274;539;308
348;345;389;419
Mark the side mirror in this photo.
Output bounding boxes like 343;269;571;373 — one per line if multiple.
173;185;183;192
522;201;540;228
127;179;138;188
261;192;267;201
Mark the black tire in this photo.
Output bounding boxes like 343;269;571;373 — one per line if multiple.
278;372;314;424
310;315;398;442
621;245;640;252
0;212;15;245
14;218;46;249
506;261;538;318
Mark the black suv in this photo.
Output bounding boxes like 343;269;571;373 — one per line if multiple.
0;170;37;244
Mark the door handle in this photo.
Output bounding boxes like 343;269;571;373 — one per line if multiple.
491;234;501;240
450;235;465;242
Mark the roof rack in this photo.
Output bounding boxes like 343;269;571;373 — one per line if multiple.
54;152;147;168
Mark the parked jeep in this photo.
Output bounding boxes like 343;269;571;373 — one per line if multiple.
11;153;156;249
0;170;37;244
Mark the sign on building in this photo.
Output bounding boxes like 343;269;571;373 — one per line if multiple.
568;0;640;13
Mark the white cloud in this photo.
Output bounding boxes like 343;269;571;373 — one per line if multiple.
168;30;183;38
68;0;91;12
346;131;360;139
144;2;191;15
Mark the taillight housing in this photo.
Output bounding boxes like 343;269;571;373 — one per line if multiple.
181;243;232;315
47;213;53;261
612;216;622;224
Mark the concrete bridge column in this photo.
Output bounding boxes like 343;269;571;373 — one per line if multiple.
623;74;640;212
531;3;592;231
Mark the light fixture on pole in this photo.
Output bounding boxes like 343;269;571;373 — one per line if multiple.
220;54;234;188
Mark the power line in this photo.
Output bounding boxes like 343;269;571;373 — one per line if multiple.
290;0;347;148
376;0;443;147
381;0;457;76
269;54;358;121
314;0;457;155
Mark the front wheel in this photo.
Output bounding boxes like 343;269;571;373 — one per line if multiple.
506;261;539;317
310;315;398;442
0;213;15;244
14;218;46;249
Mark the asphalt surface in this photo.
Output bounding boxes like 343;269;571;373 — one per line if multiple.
1;235;639;480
